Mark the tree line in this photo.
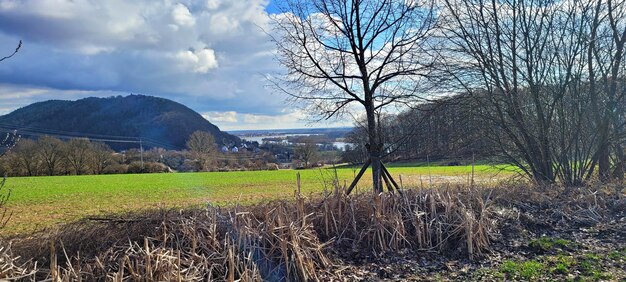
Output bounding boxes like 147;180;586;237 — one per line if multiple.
342;94;496;164
0;131;277;177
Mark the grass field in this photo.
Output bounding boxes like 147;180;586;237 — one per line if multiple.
1;164;514;235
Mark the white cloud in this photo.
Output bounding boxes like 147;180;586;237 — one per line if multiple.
172;3;196;27
205;110;353;131
203;111;238;123
176;49;219;73
206;0;221;10
0;1;278;108
209;13;239;34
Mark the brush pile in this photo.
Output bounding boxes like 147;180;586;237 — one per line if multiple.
2;186;496;281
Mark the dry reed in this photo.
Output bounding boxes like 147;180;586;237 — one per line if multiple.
2;184;498;281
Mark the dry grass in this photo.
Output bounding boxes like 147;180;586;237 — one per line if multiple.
314;186;494;259
0;243;37;280
1;184;498;281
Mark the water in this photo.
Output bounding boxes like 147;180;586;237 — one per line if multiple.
240;134;352;150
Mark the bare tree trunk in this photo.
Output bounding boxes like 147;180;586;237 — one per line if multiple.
366;103;383;193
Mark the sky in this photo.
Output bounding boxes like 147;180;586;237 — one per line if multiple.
0;0;350;131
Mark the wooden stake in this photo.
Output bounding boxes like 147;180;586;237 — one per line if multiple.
50;240;57;282
381;168;394;193
296;172;301;195
381;163;401;191
470;153;476;187
346;159;371;195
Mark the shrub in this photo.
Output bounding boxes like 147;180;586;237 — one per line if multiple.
127;162;168;174
102;164;128;174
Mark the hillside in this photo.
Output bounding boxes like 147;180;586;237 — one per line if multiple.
0;95;240;150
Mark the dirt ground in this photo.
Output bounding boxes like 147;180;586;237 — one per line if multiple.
327;185;626;281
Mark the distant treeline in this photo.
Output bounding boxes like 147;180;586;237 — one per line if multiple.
341;94;496;164
0;136;277;177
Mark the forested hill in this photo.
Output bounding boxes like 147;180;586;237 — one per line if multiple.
0;94;240;150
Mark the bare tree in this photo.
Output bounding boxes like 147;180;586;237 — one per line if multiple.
0;41;21;228
37;136;64;176
294;138;319;167
0;131;18;229
440;0;603;185
272;0;437;192
64;138;92;175
587;0;626;181
89;142;114;175
186;131;217;171
12;139;40;176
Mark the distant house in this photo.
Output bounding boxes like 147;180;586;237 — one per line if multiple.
231;147;239;153
221;146;229;153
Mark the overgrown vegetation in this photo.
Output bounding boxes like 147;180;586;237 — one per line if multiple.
4;186;496;280
1;182;623;281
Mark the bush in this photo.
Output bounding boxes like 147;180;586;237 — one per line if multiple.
266;163;280;170
127;162;168;174
144;162;168;173
102;164;128;174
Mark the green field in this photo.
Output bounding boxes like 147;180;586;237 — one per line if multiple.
1;164;513;235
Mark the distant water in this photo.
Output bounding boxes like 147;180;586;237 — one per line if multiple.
240;134;352;150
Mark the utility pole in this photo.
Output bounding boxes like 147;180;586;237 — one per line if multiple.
139;138;144;170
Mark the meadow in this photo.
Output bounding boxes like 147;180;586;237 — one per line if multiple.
1;164;513;235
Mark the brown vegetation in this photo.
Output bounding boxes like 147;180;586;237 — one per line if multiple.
0;180;623;280
2;184;497;281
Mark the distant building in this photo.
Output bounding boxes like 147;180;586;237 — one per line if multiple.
221;146;229;153
231;147;239;153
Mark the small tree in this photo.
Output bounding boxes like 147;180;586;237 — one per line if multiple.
294;139;319;168
0;130;18;228
186;131;217;171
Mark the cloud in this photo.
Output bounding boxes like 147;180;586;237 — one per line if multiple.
204;110;353;131
203;111;238;123
172;3;196;27
0;0;351;130
0;1;284;113
206;0;221;10
176;49;218;73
